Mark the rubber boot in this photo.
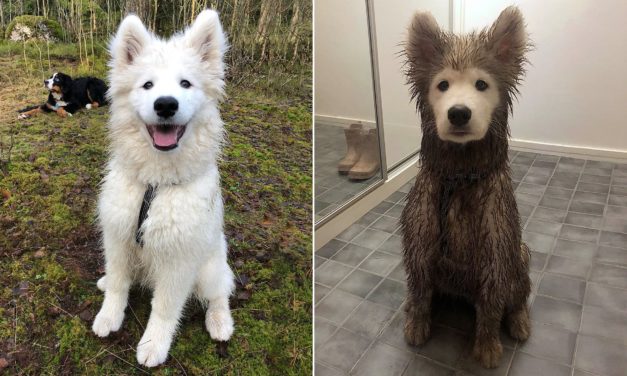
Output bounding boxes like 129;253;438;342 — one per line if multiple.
348;129;381;180
337;123;363;174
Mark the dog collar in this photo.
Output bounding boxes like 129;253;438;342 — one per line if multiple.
136;184;156;246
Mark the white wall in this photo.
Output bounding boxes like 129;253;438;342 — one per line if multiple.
373;0;450;168
314;0;375;124
461;0;627;156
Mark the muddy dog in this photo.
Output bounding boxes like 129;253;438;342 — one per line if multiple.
400;7;532;368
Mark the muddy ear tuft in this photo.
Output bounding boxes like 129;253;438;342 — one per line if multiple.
406;12;444;66
184;10;227;68
110;14;151;68
488;6;528;63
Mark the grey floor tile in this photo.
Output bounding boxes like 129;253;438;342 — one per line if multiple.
589;263;627;289
580;304;627;342
315;363;342;376
606;205;627;217
385;204;404;218
369;215;399;233
385;191;407;204
564;212;603;230
509;352;571;376
337;269;383;298
317;328;372;373
316;261;354;287
549;175;578;190
512;154;535;165
523;174;550;186
611;185;627;196
529;271;541;292
577;182;609;194
539;195;570;210
569;201;605;216
602;217;627;234
599;230;627;249
545;255;589;279
377;234;403;255
316;289;363;324
572;190;607;205
388;263;406;281
367;279;406;310
414;325;468;367
316;284;331;303
530;295;582;332
559;224;599;244
318;239;348;258
532;207;567;223
456;347;514;376
330;243;373;267
526;220;562;237
518;321;576;364
585;282;627;313
351;228;391;250
523;231;555;253
533;160;557;169
337;224;367;242
544;186;573;200
516;192;542;206
518;203;534;217
343;300;395;339
516;182;546;196
596;245;627;267
608;193;627;207
553;239;597;262
537;273;586;303
355;211;382;227
315;317;338;350
575;334;627;376
372;201;394;214
402;354;455;376
379;313;416;352
579;173;611;185
352;341;413;376
316;256;327;270
530;251;548;271
359;251;400;277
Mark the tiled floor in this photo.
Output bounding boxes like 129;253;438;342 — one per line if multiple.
315;150;627;376
315;123;382;221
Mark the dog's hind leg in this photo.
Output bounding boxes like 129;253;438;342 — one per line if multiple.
136;261;197;367
196;234;235;341
92;236;132;338
506;303;530;341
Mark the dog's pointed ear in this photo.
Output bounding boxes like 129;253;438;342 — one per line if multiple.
110;14;151;68
487;6;528;63
184;10;227;68
406;11;444;66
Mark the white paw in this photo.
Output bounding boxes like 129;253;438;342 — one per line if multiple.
206;309;234;341
86;104;92;109
92;306;124;337
67;112;73;117
96;276;107;292
18;114;27;119
137;335;170;367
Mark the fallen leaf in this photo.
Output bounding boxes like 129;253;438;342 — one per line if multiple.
12;281;29;296
237;290;251;301
0;357;8;370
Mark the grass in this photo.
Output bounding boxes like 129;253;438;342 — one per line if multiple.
0;41;312;374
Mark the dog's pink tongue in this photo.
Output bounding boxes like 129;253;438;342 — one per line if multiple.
153;127;178;147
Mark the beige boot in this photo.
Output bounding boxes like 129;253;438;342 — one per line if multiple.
348;129;381;180
337;123;363;174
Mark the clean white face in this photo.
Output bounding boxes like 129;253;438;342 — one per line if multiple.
428;67;500;143
129;60;205;128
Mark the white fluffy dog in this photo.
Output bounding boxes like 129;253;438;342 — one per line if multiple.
92;10;235;367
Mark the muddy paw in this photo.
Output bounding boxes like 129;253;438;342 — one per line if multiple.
206;309;234;341
404;316;431;346
473;338;503;369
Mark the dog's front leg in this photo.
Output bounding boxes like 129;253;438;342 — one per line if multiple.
136;266;196;367
404;274;433;346
92;237;132;337
473;297;505;368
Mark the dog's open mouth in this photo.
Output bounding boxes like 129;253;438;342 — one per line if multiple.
146;124;187;151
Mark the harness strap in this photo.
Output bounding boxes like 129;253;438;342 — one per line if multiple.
136;184;156;247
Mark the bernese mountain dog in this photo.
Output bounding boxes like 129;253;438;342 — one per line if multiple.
18;72;108;119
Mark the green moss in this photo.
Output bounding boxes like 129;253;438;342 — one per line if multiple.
5;15;63;41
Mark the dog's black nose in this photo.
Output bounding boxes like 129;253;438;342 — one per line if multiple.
154;96;179;118
448;105;472;127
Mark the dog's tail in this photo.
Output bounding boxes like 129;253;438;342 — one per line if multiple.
17;105;41;113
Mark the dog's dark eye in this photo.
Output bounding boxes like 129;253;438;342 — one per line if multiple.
437;80;449;92
180;80;191;89
142;81;153;90
475;80;488;91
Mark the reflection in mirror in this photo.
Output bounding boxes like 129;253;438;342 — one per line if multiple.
314;0;383;223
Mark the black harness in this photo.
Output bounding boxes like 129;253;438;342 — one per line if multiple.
438;172;488;257
136;184;156;246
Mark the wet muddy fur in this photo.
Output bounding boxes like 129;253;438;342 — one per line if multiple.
400;7;532;368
